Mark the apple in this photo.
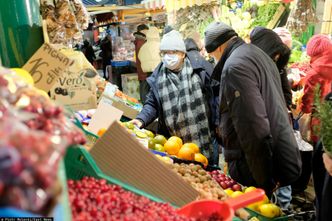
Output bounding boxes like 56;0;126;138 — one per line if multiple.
220;182;228;189
232;184;242;191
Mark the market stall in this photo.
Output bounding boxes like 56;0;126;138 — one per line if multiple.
0;0;330;220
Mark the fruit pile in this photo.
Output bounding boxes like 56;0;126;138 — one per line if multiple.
243;187;282;219
68;177;225;221
0;67;85;214
170;163;227;201
209;170;242;191
120;122;209;166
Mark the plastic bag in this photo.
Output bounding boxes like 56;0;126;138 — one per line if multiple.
0;66;86;214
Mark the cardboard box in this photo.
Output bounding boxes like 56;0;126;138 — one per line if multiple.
121;73;140;101
90;121;199;207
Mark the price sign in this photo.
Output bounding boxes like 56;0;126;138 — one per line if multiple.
22;43;74;92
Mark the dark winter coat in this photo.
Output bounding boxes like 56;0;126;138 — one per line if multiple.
250;27;292;108
214;37;301;195
136;51;218;138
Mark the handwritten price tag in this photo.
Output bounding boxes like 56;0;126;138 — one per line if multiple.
22;43;74;92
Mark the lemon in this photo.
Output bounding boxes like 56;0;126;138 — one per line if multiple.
36;89;49;99
258;204;281;218
162;156;173;164
247;195;269;211
224;189;234;196
231;191;244;198
11;68;34;86
244;186;257;193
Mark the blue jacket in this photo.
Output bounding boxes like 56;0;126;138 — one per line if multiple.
136;49;218;138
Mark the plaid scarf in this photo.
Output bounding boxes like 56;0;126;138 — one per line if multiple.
158;58;213;159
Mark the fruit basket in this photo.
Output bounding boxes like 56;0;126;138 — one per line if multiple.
64;146;164;203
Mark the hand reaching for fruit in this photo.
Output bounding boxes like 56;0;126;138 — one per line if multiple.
130;119;143;128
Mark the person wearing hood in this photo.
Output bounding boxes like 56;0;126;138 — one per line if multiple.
134;24;149;102
250;27;295;211
250;27;292;109
131;30;217;164
204;22;301;197
138;27;161;103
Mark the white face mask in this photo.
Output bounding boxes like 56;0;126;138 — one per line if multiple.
162;54;181;70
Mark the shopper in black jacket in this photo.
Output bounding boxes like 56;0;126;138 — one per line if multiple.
250;27;292;109
204;22;301;196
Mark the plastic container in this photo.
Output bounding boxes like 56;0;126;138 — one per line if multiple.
177;189;266;221
64;146;164;203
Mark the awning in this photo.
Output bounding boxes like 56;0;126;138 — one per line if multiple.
141;0;165;10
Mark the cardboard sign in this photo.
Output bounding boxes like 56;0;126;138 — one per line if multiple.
50;51;98;111
22;43;74;92
90;122;199;207
88;97;123;134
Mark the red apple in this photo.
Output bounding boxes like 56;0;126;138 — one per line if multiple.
232;184;242;191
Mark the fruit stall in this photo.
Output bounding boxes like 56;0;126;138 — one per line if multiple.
0;0;326;220
0;63;287;221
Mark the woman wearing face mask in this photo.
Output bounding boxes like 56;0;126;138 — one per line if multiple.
131;30;218;164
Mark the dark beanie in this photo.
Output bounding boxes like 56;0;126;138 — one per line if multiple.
204;21;238;53
137;24;149;32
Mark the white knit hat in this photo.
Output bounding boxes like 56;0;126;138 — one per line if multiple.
160;30;186;53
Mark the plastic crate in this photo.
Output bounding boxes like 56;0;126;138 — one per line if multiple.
246;208;288;221
64;146;164;203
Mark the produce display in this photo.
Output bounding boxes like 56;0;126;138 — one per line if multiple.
209;170;242;191
170;163;226;200
0;67;85;214
68;177;224;221
121;122;209;166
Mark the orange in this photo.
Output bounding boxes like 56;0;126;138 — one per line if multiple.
177;146;195;161
168;136;183;147
97;128;107;137
164;140;181;155
194;153;208;166
182;143;200;153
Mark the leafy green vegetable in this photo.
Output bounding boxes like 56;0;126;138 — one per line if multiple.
314;86;332;156
252;3;280;27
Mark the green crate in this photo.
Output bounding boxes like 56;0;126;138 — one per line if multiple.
73;118;99;147
64;146;164;203
246;208;288;221
55;160;72;221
